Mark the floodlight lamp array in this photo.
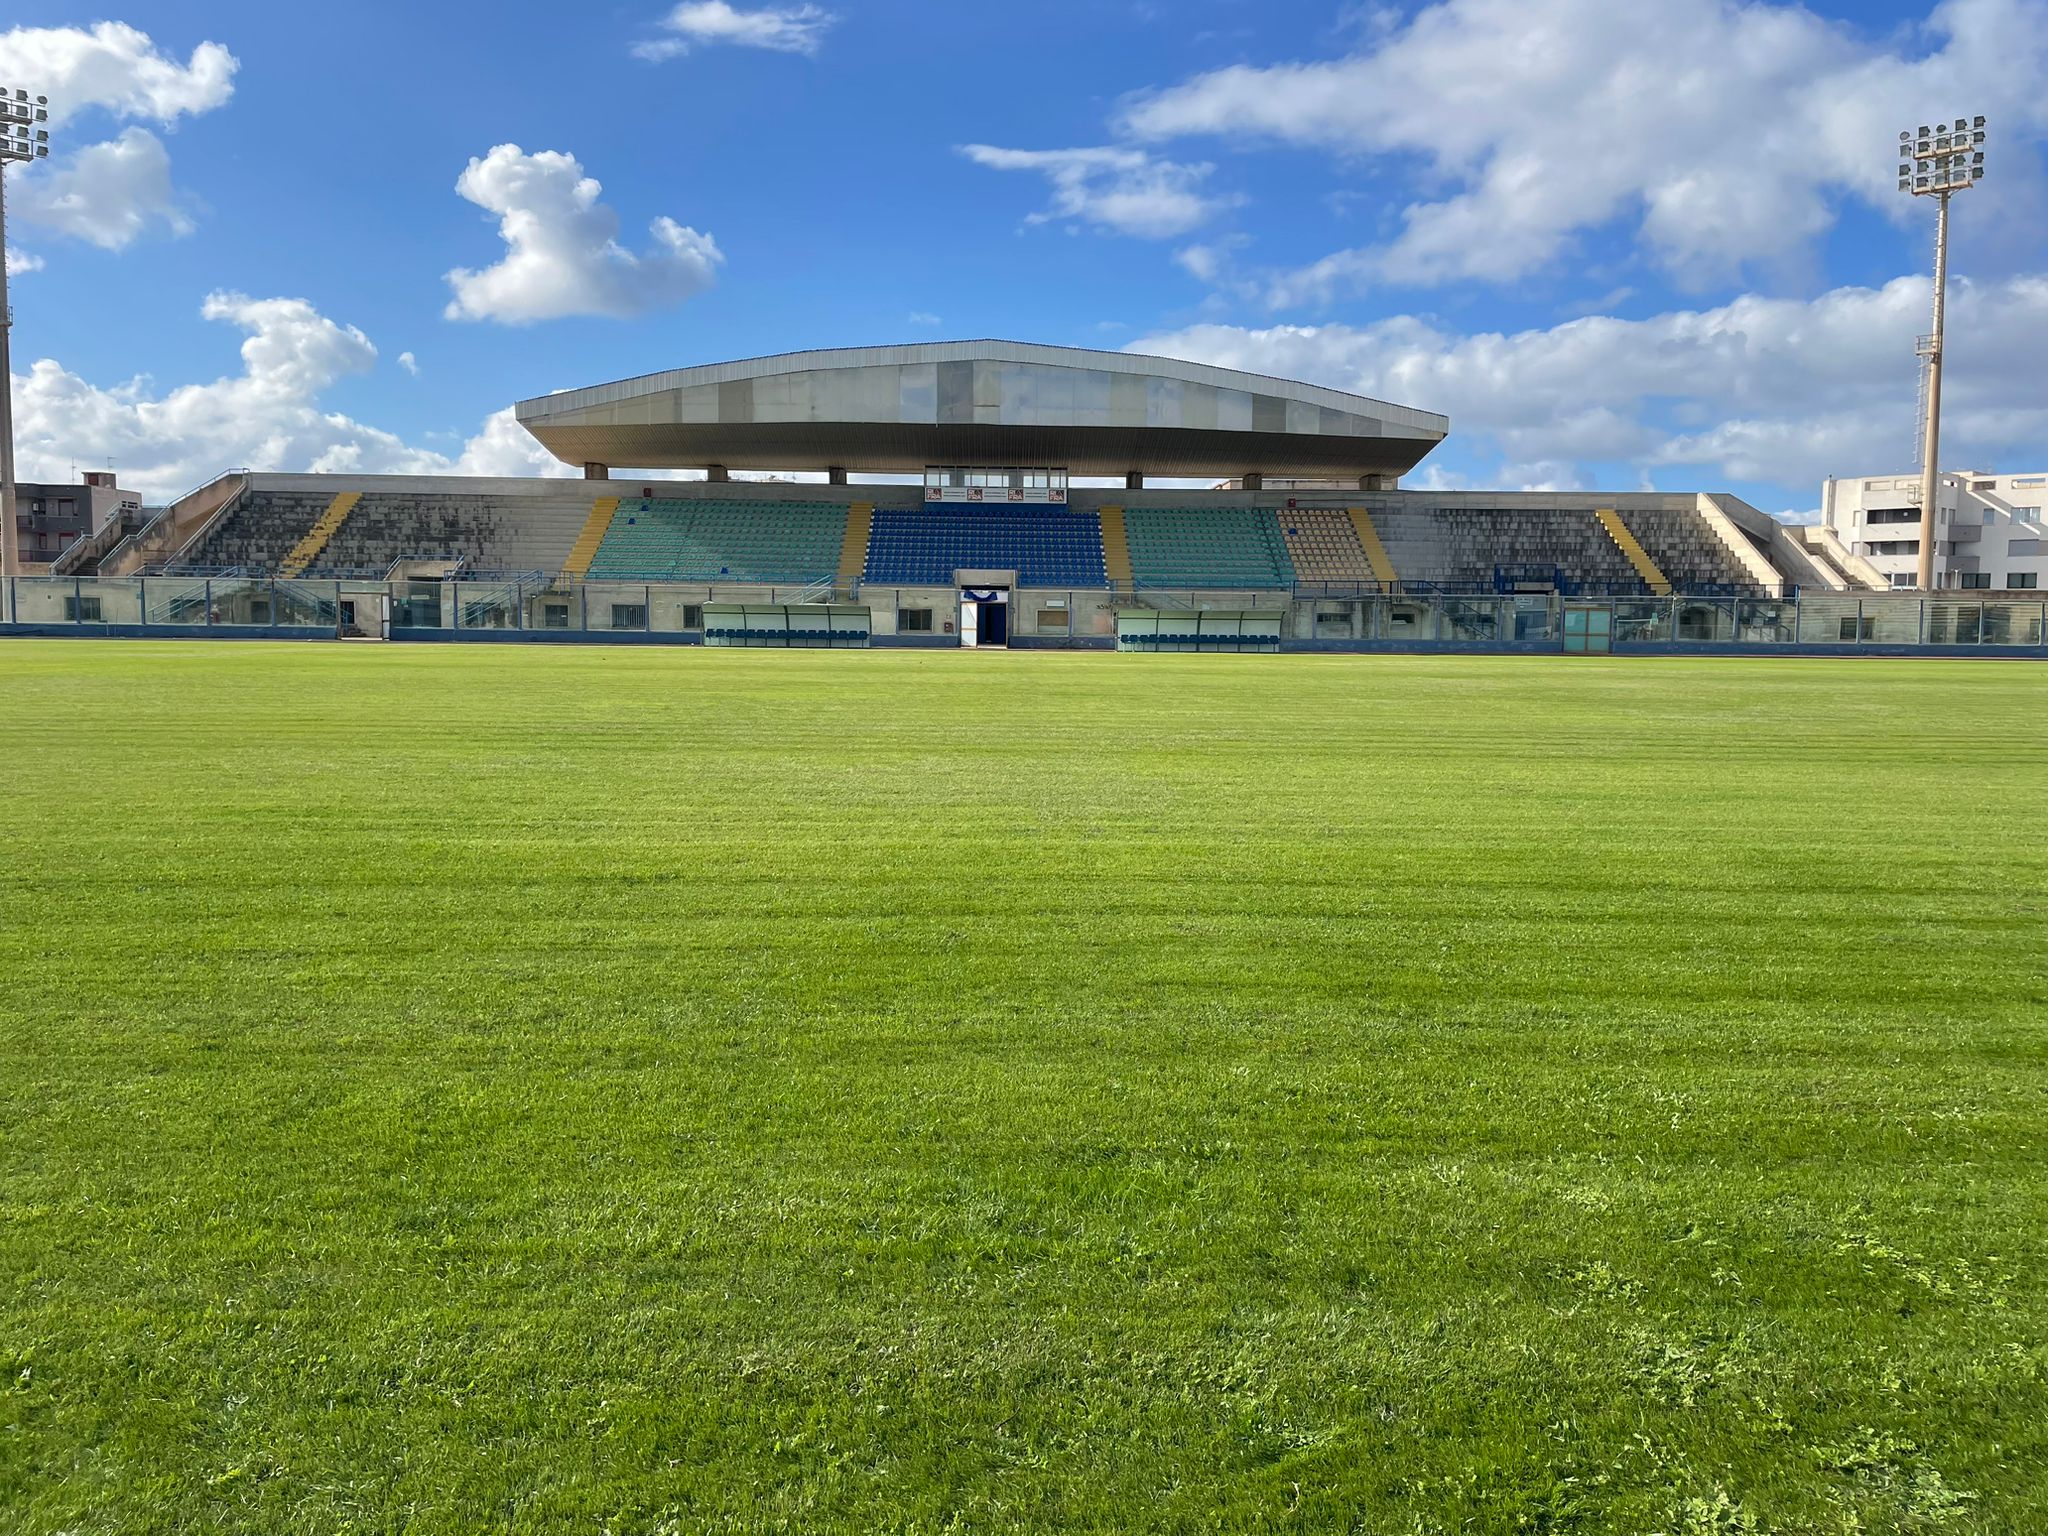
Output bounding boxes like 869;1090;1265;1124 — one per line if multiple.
1898;114;1986;194
0;86;51;163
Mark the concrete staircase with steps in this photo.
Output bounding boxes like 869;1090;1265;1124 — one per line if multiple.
279;492;361;578
1098;506;1135;589
561;497;620;581
1595;508;1672;595
837;503;874;595
1346;507;1399;585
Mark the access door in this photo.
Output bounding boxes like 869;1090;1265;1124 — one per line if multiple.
1562;605;1612;654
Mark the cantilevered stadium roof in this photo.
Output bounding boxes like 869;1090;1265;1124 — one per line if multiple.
513;341;1448;479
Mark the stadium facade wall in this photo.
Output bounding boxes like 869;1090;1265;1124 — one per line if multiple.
8;574;2045;656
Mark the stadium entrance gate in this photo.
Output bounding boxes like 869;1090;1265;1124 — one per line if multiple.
960;586;1010;649
1562;605;1612;654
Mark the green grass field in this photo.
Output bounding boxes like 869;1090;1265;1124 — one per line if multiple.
2;642;2045;1535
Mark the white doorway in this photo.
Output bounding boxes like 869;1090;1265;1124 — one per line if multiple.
960;587;1010;648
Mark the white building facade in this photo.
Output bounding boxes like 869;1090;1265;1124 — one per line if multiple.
1823;471;2047;591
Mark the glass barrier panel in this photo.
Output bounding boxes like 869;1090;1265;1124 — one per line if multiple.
1795;596;1863;644
11;578;80;624
207;576;274;626
143;577;211;627
456;584;521;629
1735;598;1795;643
1925;601;1984;645
390;581;447;628
274;580;339;629
75;577;146;625
1975;601;2041;646
1511;597;1559;643
1673;599;1737;642
1860;597;1921;645
1613;600;1670;642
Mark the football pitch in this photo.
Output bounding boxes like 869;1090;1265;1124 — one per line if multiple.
2;641;2044;1534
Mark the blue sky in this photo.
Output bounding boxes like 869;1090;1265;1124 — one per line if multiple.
3;0;2045;510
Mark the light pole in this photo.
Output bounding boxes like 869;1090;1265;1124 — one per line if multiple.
2;87;52;599
1898;114;1985;591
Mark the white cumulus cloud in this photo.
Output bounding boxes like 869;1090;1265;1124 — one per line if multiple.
443;144;723;324
10;291;572;501
633;1;834;60
5;248;43;277
398;351;420;376
0;22;237;255
1131;273;2048;494
1120;0;2048;292
960;144;1234;239
12;127;192;249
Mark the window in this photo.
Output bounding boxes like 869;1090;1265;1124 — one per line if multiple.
543;602;570;628
898;607;934;632
1036;608;1069;633
610;603;647;629
1889;573;1917;589
682;604;704;630
1840;616;1876;640
2007;572;2039;589
1972;480;1996;492
1866;539;1920;556
1958;572;1992;589
64;594;103;623
1864;507;1919;525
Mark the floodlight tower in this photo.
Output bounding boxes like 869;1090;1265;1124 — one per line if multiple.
1;87;52;593
1898;114;1986;591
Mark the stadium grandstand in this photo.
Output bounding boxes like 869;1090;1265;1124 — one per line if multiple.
10;340;2046;654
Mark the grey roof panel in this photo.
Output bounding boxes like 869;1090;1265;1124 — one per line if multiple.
514;340;1449;478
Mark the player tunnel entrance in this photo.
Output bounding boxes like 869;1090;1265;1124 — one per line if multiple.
959;586;1010;649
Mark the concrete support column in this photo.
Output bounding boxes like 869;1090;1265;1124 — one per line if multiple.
1242;473;1264;494
1360;473;1397;492
828;466;848;486
583;463;610;480
707;465;731;484
1125;471;1145;491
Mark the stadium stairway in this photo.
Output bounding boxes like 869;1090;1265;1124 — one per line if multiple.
561;497;621;581
1596;509;1673;595
837;504;874;595
1098;506;1136;590
1347;508;1399;585
279;493;361;578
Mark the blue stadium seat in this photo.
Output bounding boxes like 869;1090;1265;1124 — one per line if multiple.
862;506;1108;587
